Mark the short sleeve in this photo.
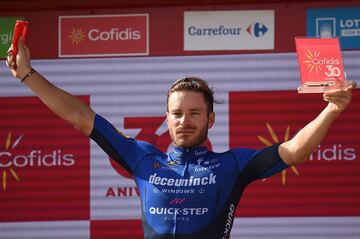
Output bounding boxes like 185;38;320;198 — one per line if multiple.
231;144;289;183
89;114;156;174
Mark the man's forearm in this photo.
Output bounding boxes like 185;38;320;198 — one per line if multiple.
23;71;95;136
280;106;338;165
279;84;355;166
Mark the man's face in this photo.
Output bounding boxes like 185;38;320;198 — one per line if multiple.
167;91;215;148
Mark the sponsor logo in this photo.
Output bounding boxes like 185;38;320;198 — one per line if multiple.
59;14;149;57
195;158;220;172
184;10;274;50
309;144;356;161
1;32;12;45
87;27;141;41
68;28;86;45
66;25;142;45
194;149;208;156
340;18;360;37
153;162;162;169
246;22;268;37
170;198;186;205
0;149;75;167
194;163;221;172
156;188;195;194
149;207;208;216
0;17;22;56
316;18;336;37
223;203;235;239
308;8;360;49
0;132;75;191
295;38;345;85
149;173;216;187
165;216;190;222
187;25;241;36
303;49;340;75
167;159;180;166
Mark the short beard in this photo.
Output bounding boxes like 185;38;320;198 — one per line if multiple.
170;123;209;148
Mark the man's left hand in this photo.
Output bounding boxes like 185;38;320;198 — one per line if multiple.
323;81;357;114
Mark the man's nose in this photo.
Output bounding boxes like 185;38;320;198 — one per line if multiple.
180;114;190;126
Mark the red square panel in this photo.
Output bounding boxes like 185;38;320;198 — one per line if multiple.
229;90;360;217
0;96;90;222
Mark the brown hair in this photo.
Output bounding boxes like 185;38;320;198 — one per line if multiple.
167;77;215;114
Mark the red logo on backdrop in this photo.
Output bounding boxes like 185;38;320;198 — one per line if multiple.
229;90;360;217
295;37;345;85
59;14;149;57
0;96;90;222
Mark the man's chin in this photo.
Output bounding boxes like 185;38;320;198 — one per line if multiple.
174;139;202;148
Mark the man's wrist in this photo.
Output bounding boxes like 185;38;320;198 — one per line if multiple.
324;104;342;118
20;68;37;83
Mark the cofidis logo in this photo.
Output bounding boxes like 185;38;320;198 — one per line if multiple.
0;96;90;222
59;14;149;57
295;38;345;84
0;132;75;191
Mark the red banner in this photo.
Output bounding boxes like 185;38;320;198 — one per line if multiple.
229;90;360;217
0;96;90;222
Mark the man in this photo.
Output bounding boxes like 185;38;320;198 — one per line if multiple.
6;38;355;239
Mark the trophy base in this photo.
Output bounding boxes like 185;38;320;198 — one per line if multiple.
298;80;353;94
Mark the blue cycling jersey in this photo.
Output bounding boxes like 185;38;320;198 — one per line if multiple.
90;114;288;239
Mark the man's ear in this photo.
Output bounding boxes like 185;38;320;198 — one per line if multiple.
208;112;215;129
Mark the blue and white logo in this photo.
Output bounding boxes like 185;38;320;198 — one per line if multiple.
307;7;360;49
247;22;268;37
316;18;336;38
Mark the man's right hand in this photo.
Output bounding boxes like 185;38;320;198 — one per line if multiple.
6;37;33;81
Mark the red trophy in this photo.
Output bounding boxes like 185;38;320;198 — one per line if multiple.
295;37;351;93
12;19;30;57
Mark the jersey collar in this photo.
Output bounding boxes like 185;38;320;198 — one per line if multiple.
172;146;208;163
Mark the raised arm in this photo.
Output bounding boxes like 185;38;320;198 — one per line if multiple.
279;82;356;166
6;37;95;136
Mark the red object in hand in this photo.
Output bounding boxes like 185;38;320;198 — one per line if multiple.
12;20;30;57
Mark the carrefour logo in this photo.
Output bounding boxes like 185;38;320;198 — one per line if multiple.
246;22;268;37
187;25;241;36
0;132;75;191
186;22;269;38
